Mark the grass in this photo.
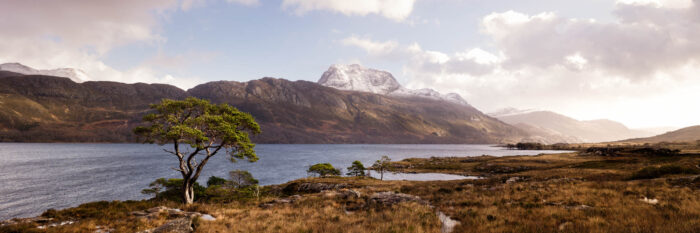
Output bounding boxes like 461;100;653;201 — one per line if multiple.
4;145;700;232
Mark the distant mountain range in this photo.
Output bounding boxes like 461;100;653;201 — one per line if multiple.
622;126;700;144
2;62;691;144
0;63;527;143
0;63;87;83
488;109;668;143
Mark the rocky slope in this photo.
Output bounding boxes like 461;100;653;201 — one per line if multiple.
188;78;526;143
489;109;658;143
0;73;528;143
319;64;469;106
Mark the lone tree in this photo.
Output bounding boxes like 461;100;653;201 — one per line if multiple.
372;156;391;180
346;160;366;177
134;97;260;204
307;163;341;177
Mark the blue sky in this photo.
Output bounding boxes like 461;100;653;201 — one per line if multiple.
1;0;699;128
103;0;616;84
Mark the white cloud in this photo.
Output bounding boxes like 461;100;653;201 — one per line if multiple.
226;0;260;6
343;1;700;127
282;0;416;21
0;0;221;89
341;36;400;57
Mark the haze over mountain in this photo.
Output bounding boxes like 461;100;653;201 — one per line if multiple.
489;108;662;143
0;63;528;144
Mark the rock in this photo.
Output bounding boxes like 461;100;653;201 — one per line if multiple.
147;206;169;213
559;221;573;231
565;204;591;210
641;197;659;205
152;218;193;233
130;211;150;216
199;214;216;221
369;192;425;206
506;177;522;184
338;189;361;199
437;211;459;233
297;183;348;193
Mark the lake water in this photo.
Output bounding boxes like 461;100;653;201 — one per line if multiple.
0;143;567;220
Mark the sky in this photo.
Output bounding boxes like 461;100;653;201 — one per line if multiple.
0;0;699;129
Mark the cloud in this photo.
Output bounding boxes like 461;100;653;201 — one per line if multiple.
342;1;700;127
0;0;220;89
341;36;400;57
481;1;700;80
282;0;416;21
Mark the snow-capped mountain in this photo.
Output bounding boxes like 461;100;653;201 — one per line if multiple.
0;62;88;83
318;64;469;106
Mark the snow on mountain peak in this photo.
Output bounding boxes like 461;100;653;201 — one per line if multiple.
0;62;88;83
318;64;469;106
318;64;401;95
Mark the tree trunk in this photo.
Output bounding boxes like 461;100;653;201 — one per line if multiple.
380;170;384;180
183;179;195;204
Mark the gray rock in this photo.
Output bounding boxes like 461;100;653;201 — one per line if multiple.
297;183;348;193
152;218;193;233
199;214;216;221
506;177;522;184
369;192;425;206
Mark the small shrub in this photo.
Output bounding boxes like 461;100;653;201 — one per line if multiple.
207;176;227;187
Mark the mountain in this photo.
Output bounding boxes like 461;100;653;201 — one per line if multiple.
489;109;658;143
622;125;700;143
319;64;469;106
0;63;88;83
0;74;187;142
0;72;528;143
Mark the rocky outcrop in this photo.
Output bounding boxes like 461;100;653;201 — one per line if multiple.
369;192;426;206
132;206;216;233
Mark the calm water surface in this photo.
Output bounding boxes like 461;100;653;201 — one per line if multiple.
0;143;567;219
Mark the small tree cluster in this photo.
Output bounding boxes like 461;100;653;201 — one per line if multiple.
308;163;341;177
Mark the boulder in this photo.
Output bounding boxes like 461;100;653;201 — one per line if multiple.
369;192;425;206
297;183;348;193
152;218;193;233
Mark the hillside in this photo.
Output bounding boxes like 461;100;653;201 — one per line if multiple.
0;75;188;142
490;110;657;143
622;125;700;143
0;74;528;143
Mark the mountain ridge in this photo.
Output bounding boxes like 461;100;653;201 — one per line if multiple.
0;72;529;143
488;109;659;143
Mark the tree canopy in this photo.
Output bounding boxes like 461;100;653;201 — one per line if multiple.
134;97;261;204
308;163;341;177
